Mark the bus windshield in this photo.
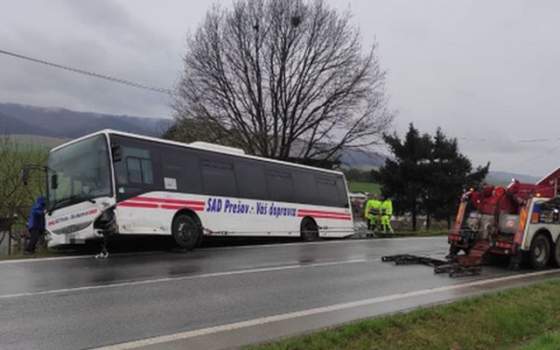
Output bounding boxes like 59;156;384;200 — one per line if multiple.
47;134;112;211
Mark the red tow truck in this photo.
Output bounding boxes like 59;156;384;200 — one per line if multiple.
383;168;560;276
448;168;560;270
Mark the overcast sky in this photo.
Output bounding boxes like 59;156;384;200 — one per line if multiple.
1;0;559;176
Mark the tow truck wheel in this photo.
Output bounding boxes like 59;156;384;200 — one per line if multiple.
529;234;551;270
554;237;560;267
172;213;202;251
300;218;319;242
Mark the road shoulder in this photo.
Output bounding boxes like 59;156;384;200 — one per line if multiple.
94;269;560;350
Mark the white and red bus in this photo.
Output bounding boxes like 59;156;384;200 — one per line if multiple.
44;130;354;249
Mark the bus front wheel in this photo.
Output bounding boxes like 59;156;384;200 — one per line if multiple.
300;218;319;242
172;213;202;250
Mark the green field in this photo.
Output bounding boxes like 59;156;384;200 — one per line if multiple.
248;279;560;350
348;181;380;194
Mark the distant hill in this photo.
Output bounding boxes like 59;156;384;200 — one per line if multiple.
485;171;540;185
0;110;53;135
0;102;541;185
339;148;387;169
0;102;389;167
0;102;172;139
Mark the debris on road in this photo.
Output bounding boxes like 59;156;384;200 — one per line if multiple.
381;254;481;277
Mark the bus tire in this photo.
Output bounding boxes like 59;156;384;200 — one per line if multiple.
529;233;551;270
172;212;202;251
300;218;319;242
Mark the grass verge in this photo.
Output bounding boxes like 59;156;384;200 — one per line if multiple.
349;181;380;194
247;279;560;350
520;332;560;350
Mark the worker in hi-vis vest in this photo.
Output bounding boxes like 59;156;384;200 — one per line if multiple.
380;196;394;233
364;194;382;232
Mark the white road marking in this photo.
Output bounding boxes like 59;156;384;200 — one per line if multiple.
0;254;91;264
0;250;160;264
93;268;560;350
0;258;368;299
0;236;445;264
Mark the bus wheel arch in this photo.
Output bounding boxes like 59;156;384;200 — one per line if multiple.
529;229;553;269
300;217;319;241
171;209;203;250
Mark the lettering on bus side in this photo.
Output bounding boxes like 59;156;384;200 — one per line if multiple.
206;198;223;212
206;197;296;218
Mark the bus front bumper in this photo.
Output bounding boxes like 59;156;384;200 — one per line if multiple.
47;222;102;247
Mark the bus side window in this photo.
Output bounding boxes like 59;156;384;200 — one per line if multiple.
266;169;294;203
113;144;154;197
201;158;237;197
161;149;201;193
293;171;317;205
236;161;268;200
316;175;341;207
335;175;349;207
126;157;142;183
125;156;153;185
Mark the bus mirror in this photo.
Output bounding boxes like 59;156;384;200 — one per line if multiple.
21;168;30;186
112;145;122;162
50;173;58;190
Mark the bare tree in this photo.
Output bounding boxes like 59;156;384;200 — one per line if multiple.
0;136;46;225
172;0;392;162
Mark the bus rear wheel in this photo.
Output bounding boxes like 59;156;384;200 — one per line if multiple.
530;233;551;269
300;218;319;242
172;213;202;251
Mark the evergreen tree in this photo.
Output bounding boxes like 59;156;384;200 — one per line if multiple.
374;124;489;231
373;124;432;231
425;128;489;228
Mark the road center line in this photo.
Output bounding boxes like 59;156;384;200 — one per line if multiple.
0;258;368;299
93;268;560;350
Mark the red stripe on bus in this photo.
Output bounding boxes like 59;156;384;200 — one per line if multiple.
160;204;205;212
298;214;352;219
298;214;352;220
118;202;159;209
298;209;350;216
299;215;352;221
119;201;205;212
297;214;352;221
136;196;205;206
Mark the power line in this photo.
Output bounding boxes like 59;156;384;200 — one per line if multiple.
458;136;560;144
0;48;175;96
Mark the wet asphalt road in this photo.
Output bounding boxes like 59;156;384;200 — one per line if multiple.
0;237;553;350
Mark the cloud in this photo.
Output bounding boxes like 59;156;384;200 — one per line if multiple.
1;0;560;177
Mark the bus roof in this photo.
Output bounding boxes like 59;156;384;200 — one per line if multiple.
50;129;346;176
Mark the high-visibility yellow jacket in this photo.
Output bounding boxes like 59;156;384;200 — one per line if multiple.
381;199;393;216
364;199;382;219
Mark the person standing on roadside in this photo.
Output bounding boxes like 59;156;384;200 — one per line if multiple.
380;195;394;234
364;194;382;234
25;196;46;254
